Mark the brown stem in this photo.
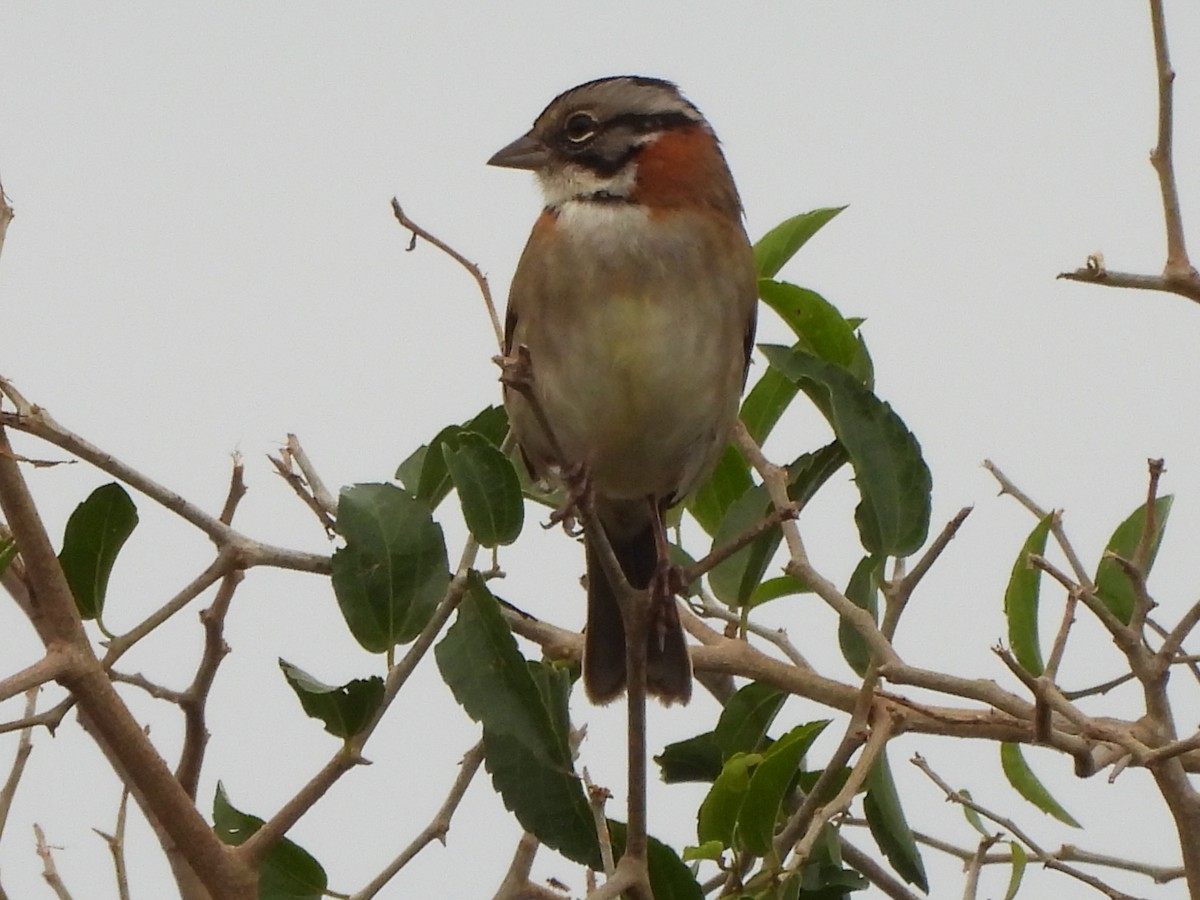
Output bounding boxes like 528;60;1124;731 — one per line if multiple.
391;198;504;350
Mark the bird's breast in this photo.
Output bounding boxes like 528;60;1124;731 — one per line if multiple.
507;203;753;504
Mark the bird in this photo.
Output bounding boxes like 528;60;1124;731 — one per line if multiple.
488;76;757;705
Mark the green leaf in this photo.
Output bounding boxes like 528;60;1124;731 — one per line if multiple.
786;441;851;512
58;483;138;621
741;364;801;446
212;783;327;900
761;346;931;557
708;483;780;607
442;431;524;547
689;444;754;536
609;821;704;900
435;574;598;868
1005;841;1028;900
794;823;868;897
278;660;384;740
1004;515;1053;676
682;840;725;863
837;556;881;677
697;752;761;848
332;483;449;653
864;750;928;891
738;721;830;855
754;207;846;279
757;281;859;372
655;732;725;784
657;681;787;784
1000;743;1080;827
1094;495;1173;624
747;575;811;609
713;682;790;759
0;537;16;578
960;789;990;837
395;405;510;508
849;331;875;389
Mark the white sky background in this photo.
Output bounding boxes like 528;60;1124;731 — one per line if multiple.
2;3;1199;898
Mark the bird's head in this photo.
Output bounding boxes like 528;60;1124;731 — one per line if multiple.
488;76;742;218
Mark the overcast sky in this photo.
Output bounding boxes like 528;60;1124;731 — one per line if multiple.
2;4;1199;898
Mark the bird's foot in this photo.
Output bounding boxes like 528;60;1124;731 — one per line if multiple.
544;461;590;537
494;344;535;394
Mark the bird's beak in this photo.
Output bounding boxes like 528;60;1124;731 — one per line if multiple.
487;132;550;170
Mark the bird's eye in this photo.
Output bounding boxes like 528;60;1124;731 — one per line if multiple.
563;112;597;144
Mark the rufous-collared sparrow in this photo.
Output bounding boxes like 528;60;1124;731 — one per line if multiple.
489;76;757;705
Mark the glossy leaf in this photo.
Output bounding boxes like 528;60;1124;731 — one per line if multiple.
278;659;383;739
758;281;859;371
213;783;327;900
442;431;523;547
395;405;509;508
709;483;780;607
689;444;753;536
786;440;850;512
754;207;846;279
57;483;138;621
864;750;928;890
737;721;829;855
332;483;449;653
1005;841;1028;900
761;345;931;557
1000;743;1080;827
1004;514;1052;676
837;556;881;677
609;820;704;900
1094;495;1173;624
697;752;760;848
435;574;598;867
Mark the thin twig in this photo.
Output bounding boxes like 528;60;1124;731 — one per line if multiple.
583;768;616;877
351;741;486;900
93;788;132;900
0;379;328;575
912;753;1142;899
693;589;811;668
890;506;973;626
787;707;896;869
0;688;38;841
391;198;504;350
1058;0;1200;302
844;817;1186;885
177;569;242;799
34;824;75;900
1147;0;1196;284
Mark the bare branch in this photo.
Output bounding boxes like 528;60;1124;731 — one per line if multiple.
34;824;75;900
351;741;486;900
0;381;328;575
0;688;38;842
177;569;241;798
93;788;132;900
890;505;973;621
0;652;68;705
1147;0;1196;284
391;198;504;350
912;753;1142;899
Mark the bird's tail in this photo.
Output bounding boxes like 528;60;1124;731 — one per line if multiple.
583;522;693;705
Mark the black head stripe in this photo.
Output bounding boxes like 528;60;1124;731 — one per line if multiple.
560;113;700;177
